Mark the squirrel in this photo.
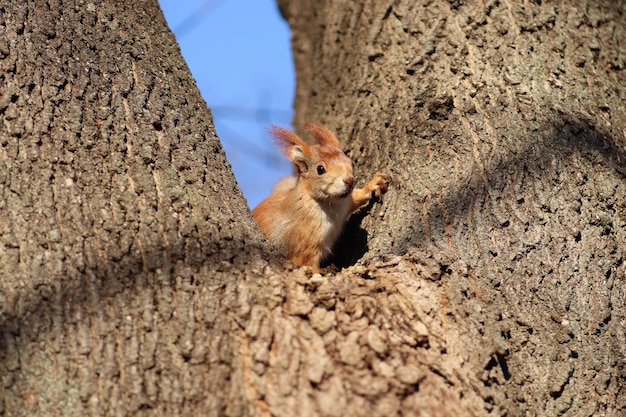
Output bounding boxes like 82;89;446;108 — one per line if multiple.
252;122;390;272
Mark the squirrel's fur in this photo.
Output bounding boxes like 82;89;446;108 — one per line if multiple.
252;123;389;272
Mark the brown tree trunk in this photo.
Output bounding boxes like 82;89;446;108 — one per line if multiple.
277;0;626;415
0;1;267;415
1;1;624;417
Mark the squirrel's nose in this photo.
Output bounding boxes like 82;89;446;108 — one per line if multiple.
344;177;354;190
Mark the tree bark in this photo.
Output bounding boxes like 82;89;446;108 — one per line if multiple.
0;1;268;415
277;0;626;415
1;0;625;417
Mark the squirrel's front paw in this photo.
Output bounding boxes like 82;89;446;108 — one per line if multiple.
370;172;391;198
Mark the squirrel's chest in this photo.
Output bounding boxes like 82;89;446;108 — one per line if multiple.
313;199;352;254
279;196;352;260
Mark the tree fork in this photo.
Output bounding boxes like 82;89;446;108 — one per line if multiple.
0;0;624;416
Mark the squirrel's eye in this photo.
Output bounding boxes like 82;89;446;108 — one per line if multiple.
317;165;326;175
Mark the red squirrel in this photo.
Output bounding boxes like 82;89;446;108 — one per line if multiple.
252;123;390;272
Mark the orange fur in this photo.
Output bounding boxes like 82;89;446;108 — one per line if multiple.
252;123;390;272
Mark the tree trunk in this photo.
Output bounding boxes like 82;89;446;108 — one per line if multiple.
1;1;624;417
0;1;267;415
277;0;626;415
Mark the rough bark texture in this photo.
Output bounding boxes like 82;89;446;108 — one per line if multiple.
1;0;625;416
0;1;268;415
277;0;626;415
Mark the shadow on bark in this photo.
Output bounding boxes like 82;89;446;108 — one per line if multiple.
0;237;264;363
389;109;626;411
326;198;378;269
332;110;624;268
315;109;626;413
0;111;624;415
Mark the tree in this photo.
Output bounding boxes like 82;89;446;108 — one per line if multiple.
0;1;623;417
278;1;626;414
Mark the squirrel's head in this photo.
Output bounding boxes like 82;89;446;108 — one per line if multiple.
270;123;354;200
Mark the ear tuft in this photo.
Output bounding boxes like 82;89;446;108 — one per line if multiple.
270;125;311;156
304;122;341;148
269;125;312;173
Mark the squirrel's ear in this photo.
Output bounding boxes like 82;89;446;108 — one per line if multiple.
304;122;341;148
289;145;310;174
270;125;312;174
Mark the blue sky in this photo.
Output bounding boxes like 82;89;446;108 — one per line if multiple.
158;0;294;208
